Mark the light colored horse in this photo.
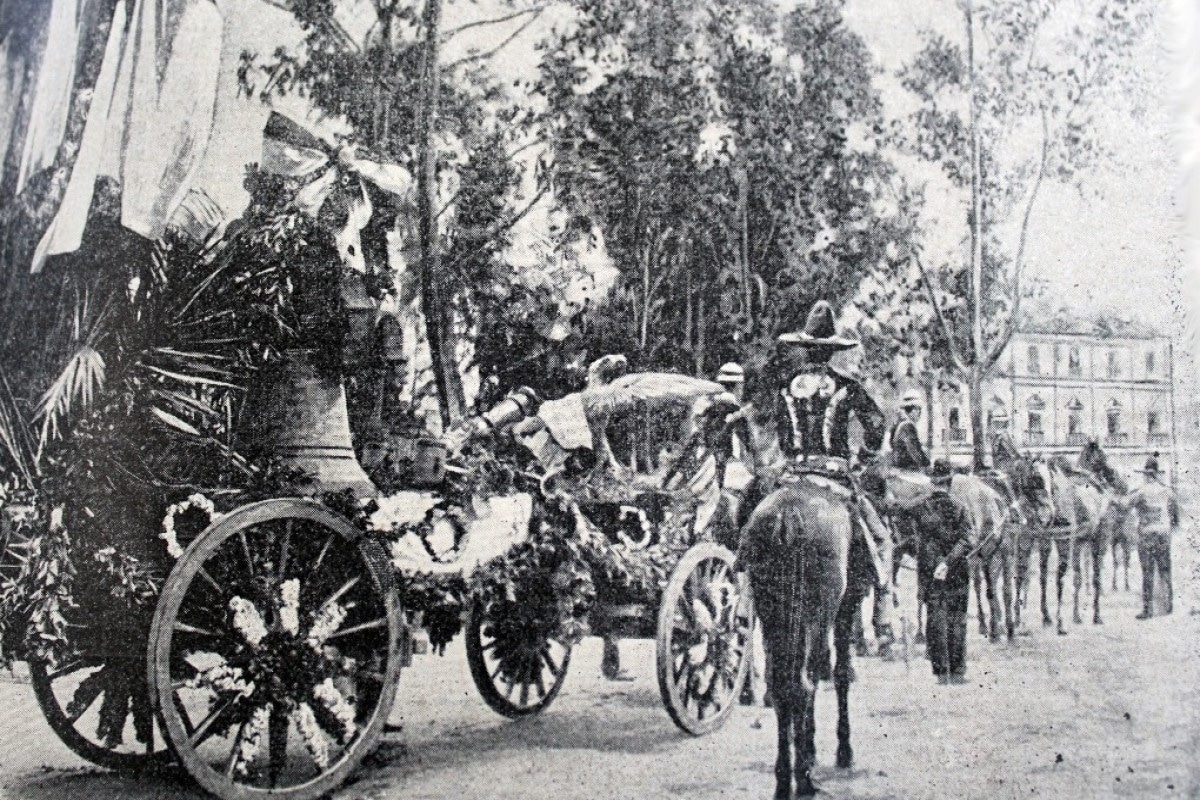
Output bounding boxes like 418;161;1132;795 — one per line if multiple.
949;474;1015;642
1034;458;1112;633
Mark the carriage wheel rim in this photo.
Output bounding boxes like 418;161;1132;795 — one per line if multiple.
656;542;752;736
466;601;572;719
30;653;171;771
149;498;403;800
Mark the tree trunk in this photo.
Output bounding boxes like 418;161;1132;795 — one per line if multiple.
417;0;465;428
924;378;935;454
965;1;985;372
968;368;987;470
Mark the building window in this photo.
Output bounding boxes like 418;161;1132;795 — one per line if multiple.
1107;408;1121;436
1028;412;1043;433
1068;412;1083;435
1148;411;1160;434
1146;350;1156;375
1068;347;1082;377
1027;345;1041;376
1107;350;1120;379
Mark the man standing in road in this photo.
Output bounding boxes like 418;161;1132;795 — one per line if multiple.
917;460;974;684
1121;454;1178;619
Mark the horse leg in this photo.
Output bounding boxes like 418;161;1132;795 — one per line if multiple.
1093;535;1106;625
1072;540;1084;625
985;554;1002;642
772;673;794;800
794;627;821;797
1014;530;1029;631
973;558;988;636
834;593;857;769
853;597;868;657
1002;537;1016;641
1056;539;1071;635
1040;539;1053;628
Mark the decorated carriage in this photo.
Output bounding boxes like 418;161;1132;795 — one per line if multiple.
0;361;754;800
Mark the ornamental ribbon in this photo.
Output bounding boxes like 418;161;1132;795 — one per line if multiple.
258;112;414;272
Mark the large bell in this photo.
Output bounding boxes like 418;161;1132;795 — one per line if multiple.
238;349;376;497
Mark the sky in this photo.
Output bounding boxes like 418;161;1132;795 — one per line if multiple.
194;0;1194;343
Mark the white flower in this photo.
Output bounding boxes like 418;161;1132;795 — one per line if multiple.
189;659;255;698
279;579;301;636
295;703;330;770
369;491;439;532
307;602;347;653
313;678;357;744
160;494;217;559
234;705;270;777
694;121;737;168
230;597;269;648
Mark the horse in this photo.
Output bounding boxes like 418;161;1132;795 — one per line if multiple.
738;474;874;799
1075;440;1138;593
989;436;1059;633
949;474;1015;641
1031;456;1112;632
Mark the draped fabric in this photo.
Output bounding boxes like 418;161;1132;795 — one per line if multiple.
14;0;81;195
32;0;223;272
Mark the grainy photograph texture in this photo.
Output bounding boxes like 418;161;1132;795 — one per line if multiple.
0;1;1197;799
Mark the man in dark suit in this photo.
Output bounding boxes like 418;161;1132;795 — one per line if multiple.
918;460;975;683
890;389;929;471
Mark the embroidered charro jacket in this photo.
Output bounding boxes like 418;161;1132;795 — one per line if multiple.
774;367;886;462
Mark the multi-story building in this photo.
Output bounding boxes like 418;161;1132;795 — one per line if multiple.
928;327;1177;483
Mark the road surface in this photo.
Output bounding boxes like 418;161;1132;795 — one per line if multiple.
2;541;1197;800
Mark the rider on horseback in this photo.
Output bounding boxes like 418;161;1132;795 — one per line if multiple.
770;300;896;653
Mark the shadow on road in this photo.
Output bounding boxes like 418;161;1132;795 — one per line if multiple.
3;765;205;800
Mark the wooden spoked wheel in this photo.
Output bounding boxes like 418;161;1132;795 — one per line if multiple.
466;600;572;719
149;499;403;800
656;542;753;736
30;647;171;771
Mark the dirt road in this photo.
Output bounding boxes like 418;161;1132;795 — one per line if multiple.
2;544;1197;800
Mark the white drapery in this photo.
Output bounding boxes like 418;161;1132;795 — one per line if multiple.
32;0;223;273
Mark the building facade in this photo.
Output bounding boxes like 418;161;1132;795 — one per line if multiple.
928;329;1177;482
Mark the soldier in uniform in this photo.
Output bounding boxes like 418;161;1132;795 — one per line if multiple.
770;300;896;652
1120;455;1178;619
919;460;975;683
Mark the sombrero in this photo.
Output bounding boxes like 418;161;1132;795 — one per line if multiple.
777;301;859;350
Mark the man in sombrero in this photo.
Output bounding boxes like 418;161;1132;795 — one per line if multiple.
1118;454;1178;619
770;300;896;652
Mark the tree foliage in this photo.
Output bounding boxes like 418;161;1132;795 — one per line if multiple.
537;0;906;378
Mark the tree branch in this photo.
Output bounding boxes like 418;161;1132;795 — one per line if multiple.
983;107;1049;370
443;185;550;272
442;6;545;41
913;252;968;375
443;7;545;70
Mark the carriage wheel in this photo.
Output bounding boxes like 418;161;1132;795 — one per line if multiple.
466;600;572;719
149;499;403;800
656;542;752;736
30;649;171;771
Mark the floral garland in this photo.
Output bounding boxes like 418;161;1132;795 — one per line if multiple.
160;493;219;558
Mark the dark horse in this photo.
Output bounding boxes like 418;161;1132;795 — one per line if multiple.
738;474;875;798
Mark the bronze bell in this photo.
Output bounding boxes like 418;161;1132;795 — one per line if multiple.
238;349;377;497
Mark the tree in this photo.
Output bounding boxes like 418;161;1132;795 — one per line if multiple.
537;0;903;378
243;0;552;427
891;0;1154;467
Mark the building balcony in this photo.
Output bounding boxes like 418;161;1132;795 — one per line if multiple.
1105;433;1131;446
1147;432;1170;447
1024;431;1046;446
